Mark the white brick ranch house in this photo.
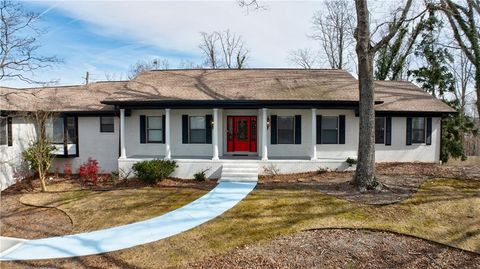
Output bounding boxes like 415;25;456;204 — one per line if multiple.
0;69;454;189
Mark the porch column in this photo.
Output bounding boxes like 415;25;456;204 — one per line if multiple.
165;108;171;159
120;108;126;159
261;108;268;161
311;108;317;160
212;108;219;160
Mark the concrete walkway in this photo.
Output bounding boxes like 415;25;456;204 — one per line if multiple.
0;181;256;261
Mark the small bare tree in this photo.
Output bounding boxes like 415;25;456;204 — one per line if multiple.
436;0;480;117
288;48;317;69
218;29;249;69
199;30;250;69
310;0;355;69
450;50;475;116
128;58;169;79
199;31;221;69
22;109;56;191
0;0;59;84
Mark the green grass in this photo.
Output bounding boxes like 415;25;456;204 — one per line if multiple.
18;178;480;268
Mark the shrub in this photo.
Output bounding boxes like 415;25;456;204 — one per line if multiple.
78;158;100;185
22;139;56;191
346;157;357;167
263;164;280;176
132;159;177;184
194;168;209;181
317;167;328;175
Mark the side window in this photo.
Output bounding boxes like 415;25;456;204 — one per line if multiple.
375;117;385;144
0;117;6;145
412;117;425;143
147;116;163;143
189;116;206;143
100;116;114;133
46;117;65;144
277;116;295;144
322;116;338;144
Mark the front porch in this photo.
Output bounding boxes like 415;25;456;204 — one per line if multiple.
118;155;349;180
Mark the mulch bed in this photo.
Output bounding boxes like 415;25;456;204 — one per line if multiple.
185;229;480;269
259;162;480;205
0;194;73;239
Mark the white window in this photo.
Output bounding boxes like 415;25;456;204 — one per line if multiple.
100;116;114;132
375;117;385;144
277;116;295;144
0;117;6;145
412;117;425;143
322;116;338;144
189;116;206;143
147;116;163;143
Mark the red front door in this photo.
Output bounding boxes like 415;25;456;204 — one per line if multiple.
227;116;257;152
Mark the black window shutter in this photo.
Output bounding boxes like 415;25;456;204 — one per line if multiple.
385;117;392;146
140;115;146;144
316;115;322;144
339;115;345;144
406;117;412;145
294;115;302;144
7;117;12;146
182;115;188;144
270;115;277;144
162;115;166;144
205;114;213;144
426;117;432;145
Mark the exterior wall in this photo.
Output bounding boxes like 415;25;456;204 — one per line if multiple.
1;108;443;190
118;157;347;179
267;109;312;158
375;117;441;162
122;108;442;163
53;117;120;173
125;109;214;157
0;117;36;190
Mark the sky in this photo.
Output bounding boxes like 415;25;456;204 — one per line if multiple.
3;0;343;87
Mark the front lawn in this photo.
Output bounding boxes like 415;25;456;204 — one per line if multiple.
1;173;478;268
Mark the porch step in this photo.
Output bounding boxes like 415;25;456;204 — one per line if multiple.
219;162;259;182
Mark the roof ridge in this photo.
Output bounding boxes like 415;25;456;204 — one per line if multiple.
146;68;347;72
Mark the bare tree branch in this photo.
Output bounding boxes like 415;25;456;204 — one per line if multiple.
310;0;355;69
288;48;317;69
0;0;60;85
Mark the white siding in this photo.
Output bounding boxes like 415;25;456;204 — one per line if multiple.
0;117;36;190
375;117;441;162
54;117;119;174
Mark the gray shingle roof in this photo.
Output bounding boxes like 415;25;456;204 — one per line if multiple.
0;69;455;113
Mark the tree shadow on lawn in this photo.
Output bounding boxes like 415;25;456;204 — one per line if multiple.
1;178;478;268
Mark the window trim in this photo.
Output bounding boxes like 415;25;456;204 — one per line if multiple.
189;116;207;144
276;116;295;144
0;117;7;146
46;115;79;158
321;116;339;144
146;116;163;143
100;116;115;133
412;117;426;144
375;116;386;144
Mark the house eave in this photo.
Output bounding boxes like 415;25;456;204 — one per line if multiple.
101;99;384;109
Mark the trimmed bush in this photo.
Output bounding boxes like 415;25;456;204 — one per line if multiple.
132;159;177;184
193;168;209;181
346;157;357;167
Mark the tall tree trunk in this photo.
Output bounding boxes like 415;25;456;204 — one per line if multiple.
476;69;480;116
354;0;379;191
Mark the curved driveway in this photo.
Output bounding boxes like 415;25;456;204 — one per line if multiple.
0;181;256;261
